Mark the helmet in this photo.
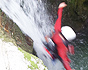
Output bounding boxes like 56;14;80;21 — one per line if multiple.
61;26;76;41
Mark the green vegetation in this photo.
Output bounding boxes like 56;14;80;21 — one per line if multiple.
0;30;17;46
18;47;38;69
18;47;47;70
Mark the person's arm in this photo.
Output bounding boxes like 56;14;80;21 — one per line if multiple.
54;8;63;32
54;2;67;32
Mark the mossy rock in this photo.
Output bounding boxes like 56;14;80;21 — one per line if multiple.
67;0;88;22
0;10;33;53
18;47;48;70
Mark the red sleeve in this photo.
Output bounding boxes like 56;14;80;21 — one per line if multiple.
54;8;63;32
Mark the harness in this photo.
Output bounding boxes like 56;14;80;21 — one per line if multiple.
43;33;69;61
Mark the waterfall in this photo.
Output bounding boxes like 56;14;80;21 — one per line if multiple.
0;0;54;42
0;0;65;70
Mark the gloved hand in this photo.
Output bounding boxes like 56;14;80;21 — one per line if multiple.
58;2;67;8
68;44;75;55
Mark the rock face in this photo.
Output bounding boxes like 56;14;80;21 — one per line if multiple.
48;0;88;22
67;0;88;22
0;39;47;70
63;0;88;31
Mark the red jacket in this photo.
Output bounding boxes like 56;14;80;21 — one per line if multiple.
52;8;72;70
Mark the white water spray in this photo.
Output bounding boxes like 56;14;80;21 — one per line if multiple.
0;0;65;70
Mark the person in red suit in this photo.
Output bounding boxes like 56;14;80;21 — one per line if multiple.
50;2;76;70
51;2;76;70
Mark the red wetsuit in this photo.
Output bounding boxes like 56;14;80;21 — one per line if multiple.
52;8;72;70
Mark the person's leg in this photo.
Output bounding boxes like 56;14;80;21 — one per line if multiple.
58;50;72;70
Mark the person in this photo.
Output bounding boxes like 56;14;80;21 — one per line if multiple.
51;2;76;70
44;2;76;70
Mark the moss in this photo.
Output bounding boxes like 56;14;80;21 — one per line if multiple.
18;47;39;69
28;65;34;69
18;47;48;70
0;30;17;45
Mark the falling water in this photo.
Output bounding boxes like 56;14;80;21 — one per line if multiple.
0;0;65;70
0;0;54;42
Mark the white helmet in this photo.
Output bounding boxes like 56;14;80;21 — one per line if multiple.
61;26;76;41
